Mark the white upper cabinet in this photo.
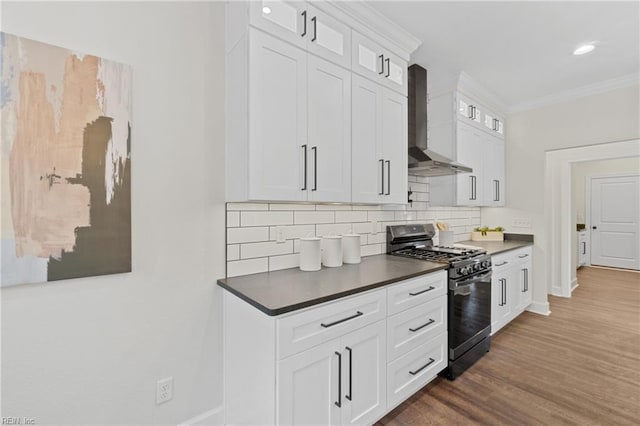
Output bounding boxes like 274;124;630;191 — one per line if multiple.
248;30;308;201
307;55;352;202
226;0;417;203
250;0;307;48
352;31;408;96
457;94;482;127
454;122;484;206
483;109;505;137
305;4;352;69
381;89;408;204
482;135;505;206
351;75;407;204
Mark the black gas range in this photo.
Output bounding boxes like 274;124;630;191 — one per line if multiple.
387;224;492;380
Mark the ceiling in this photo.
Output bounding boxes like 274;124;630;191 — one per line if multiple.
371;1;640;111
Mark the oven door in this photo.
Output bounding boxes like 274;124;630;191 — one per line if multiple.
449;270;492;360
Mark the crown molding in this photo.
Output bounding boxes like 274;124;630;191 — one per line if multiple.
316;0;422;60
508;73;640;114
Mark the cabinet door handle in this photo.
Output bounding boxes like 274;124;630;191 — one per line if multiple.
468;104;474;119
301;11;307;37
385;58;390;77
409;357;435;376
409;318;435;332
409;285;435;296
345;347;352;401
582;242;586;255
321;311;363;328
385;160;391;195
469;176;474;200
493;179;499;201
334;351;342;407
311;16;317;42
301;145;307;190
523;268;529;292
378;54;384;75
503;278;507;305
471;176;477;200
379;159;384;195
311;146;317;191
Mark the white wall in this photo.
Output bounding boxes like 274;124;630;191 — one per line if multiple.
570;157;640;277
482;85;640;311
1;2;226;424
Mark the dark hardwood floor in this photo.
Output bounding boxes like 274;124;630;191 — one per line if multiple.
377;266;640;425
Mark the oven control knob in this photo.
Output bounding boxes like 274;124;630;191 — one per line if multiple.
482;260;491;269
473;263;481;271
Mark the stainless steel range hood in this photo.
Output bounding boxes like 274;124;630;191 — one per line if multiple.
408;65;472;177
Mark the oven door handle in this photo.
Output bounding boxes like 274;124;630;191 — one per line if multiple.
455;271;492;286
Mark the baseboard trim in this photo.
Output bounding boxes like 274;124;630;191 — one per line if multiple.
550;285;567;297
526;301;551;316
571;278;579;293
179;405;224;426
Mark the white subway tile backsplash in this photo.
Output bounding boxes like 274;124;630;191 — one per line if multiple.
227;244;240;261
269;254;300;271
335;211;367;223
269;224;315;241
228;227;269;244
227;202;269;211
227;258;269;277
241;211;293;226
227;211;240;227
294;210;334;225
241;240;294;259
316;223;352;236
316;204;351;211
367;211;395;222
224;176;481;277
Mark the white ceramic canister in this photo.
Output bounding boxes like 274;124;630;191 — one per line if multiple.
439;230;454;247
299;237;321;272
342;234;361;264
321;236;343;268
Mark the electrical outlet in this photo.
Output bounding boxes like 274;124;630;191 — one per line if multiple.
513;218;532;228
275;226;285;243
156;377;173;404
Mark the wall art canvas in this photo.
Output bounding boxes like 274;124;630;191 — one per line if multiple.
1;33;132;287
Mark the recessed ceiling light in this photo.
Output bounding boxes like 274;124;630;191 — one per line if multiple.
263;6;271;14
573;44;595;55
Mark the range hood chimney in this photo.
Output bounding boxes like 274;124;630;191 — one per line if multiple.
408;64;472;176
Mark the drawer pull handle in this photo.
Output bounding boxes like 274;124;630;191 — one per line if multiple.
321;311;363;328
409;357;435;376
334;351;342;407
409;286;435;296
518;254;529;258
409;318;435;332
495;261;508;267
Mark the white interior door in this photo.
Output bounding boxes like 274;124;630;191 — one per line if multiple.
590;175;640;270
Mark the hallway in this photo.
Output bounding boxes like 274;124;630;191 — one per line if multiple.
378;266;640;425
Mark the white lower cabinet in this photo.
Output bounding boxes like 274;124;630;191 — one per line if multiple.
224;270;448;425
491;246;533;334
278;320;386;426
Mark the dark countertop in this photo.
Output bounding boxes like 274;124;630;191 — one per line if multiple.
457;239;533;255
217;254;447;316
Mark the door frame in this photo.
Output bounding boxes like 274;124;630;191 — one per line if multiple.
586;173;640;269
545;138;640;298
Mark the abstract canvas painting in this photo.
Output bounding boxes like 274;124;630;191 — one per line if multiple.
1;33;132;287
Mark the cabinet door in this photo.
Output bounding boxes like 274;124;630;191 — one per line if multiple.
351;74;383;203
352;32;385;83
517;260;533;312
340;321;387;426
380;51;407;96
278;338;342;426
250;0;307;49
305;4;351;69
483;135;505;206
249;30;308;201
491;270;513;333
307;55;351;202
381;88;408;204
455;122;484;206
458;95;482;126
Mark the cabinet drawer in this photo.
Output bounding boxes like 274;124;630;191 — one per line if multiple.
277;289;386;359
513;246;532;264
387;270;447;316
387;294;447;361
387;332;447;409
